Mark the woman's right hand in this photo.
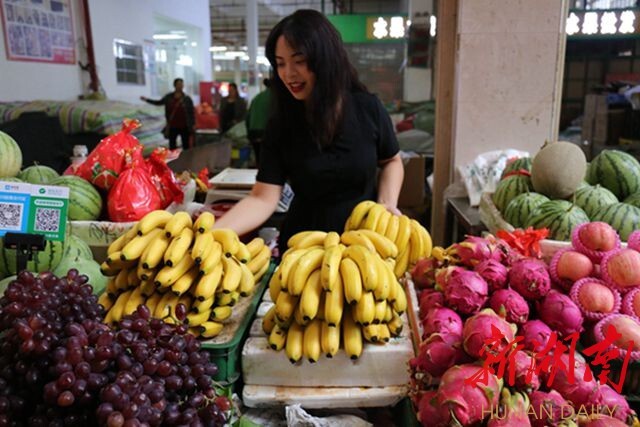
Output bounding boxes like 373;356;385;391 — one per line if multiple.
140;96;147;101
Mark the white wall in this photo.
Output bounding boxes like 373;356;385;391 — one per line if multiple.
88;0;154;104
153;0;211;83
453;0;568;172
0;0;211;103
0;0;84;101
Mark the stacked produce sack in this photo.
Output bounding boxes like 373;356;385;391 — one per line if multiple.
0;270;232;425
409;229;640;426
99;210;272;339
263;201;432;362
493;141;640;241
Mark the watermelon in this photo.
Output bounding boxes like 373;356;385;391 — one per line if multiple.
53;258;107;295
624;193;640;209
50;176;102;221
587;150;640;200
18;164;60;184
63;234;94;261
493;175;532;212
0;131;22;178
0;275;16;295
592;202;640;241
501;157;532;180
525;200;590;241
0;238;65;276
574;184;619;219
504;192;550;228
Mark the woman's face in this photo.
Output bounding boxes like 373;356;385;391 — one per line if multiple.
228;85;238;98
275;35;315;102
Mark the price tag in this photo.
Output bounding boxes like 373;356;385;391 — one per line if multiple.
0;181;69;241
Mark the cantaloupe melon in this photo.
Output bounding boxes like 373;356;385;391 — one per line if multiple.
531;141;587;199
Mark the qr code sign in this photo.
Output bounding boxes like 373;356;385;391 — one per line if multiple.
0;202;23;231
34;208;60;232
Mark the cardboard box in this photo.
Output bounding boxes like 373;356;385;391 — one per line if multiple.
398;154;426;208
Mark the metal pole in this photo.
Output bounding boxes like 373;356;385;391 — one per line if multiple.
246;0;260;100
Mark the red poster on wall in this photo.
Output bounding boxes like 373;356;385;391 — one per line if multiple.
0;0;75;64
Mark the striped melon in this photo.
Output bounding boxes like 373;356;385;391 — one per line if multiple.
525;200;590;241
592;202;640;241
501;157;532;180
504;192;550;228
0;131;22;178
50;176;102;221
18;164;60;184
624;193;640;209
63;234;94;261
0;238;65;275
53;258;106;295
587;150;640;200
0;177;23;183
493;175;532;213
0;275;16;295
574;184;619;219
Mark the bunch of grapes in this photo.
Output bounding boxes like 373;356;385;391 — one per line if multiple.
0;270;230;426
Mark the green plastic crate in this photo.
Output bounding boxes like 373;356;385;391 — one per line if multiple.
201;261;274;385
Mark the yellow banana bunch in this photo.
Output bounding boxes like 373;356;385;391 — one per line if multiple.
211;229;240;257
303;319;322;363
193;211;215;234
164;227;194;267
137;210;173;236
164;211;192;239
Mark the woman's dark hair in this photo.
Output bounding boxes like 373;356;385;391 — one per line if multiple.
265;9;366;147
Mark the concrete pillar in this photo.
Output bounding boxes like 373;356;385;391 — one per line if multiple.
246;0;260;101
234;56;242;88
452;0;568;172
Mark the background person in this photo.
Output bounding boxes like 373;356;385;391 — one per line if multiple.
141;78;195;149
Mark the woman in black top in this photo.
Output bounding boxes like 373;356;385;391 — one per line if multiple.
214;9;404;254
219;83;247;133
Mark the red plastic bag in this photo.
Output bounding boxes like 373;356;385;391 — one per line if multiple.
74;119;142;191
146;147;184;208
107;146;162;222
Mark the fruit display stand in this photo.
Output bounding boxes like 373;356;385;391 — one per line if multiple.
200;262;274;386
479;191;573;260
240;279;420;409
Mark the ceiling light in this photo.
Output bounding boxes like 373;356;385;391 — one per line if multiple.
153;34;187;40
209;46;228;52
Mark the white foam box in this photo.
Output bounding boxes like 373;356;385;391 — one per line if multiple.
242;294;414;388
242;384;407;409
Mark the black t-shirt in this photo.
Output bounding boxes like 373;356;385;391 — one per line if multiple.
257;91;399;253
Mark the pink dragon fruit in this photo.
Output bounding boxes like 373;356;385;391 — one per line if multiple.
419;289;444;319
443;270;489;315
411;257;440;289
506;350;540;391
509;258;552;300
520;319;553;352
422;307;464;338
453;235;504;267
475;258;509;292
417;390;448;427
543;353;600;410
528;390;573;427
490;288;530;324
538;290;584;337
594;384;635;423
413;333;467;378
577;414;629;427
435;364;503;425
434;265;464;291
462;308;517;359
487;388;531;427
